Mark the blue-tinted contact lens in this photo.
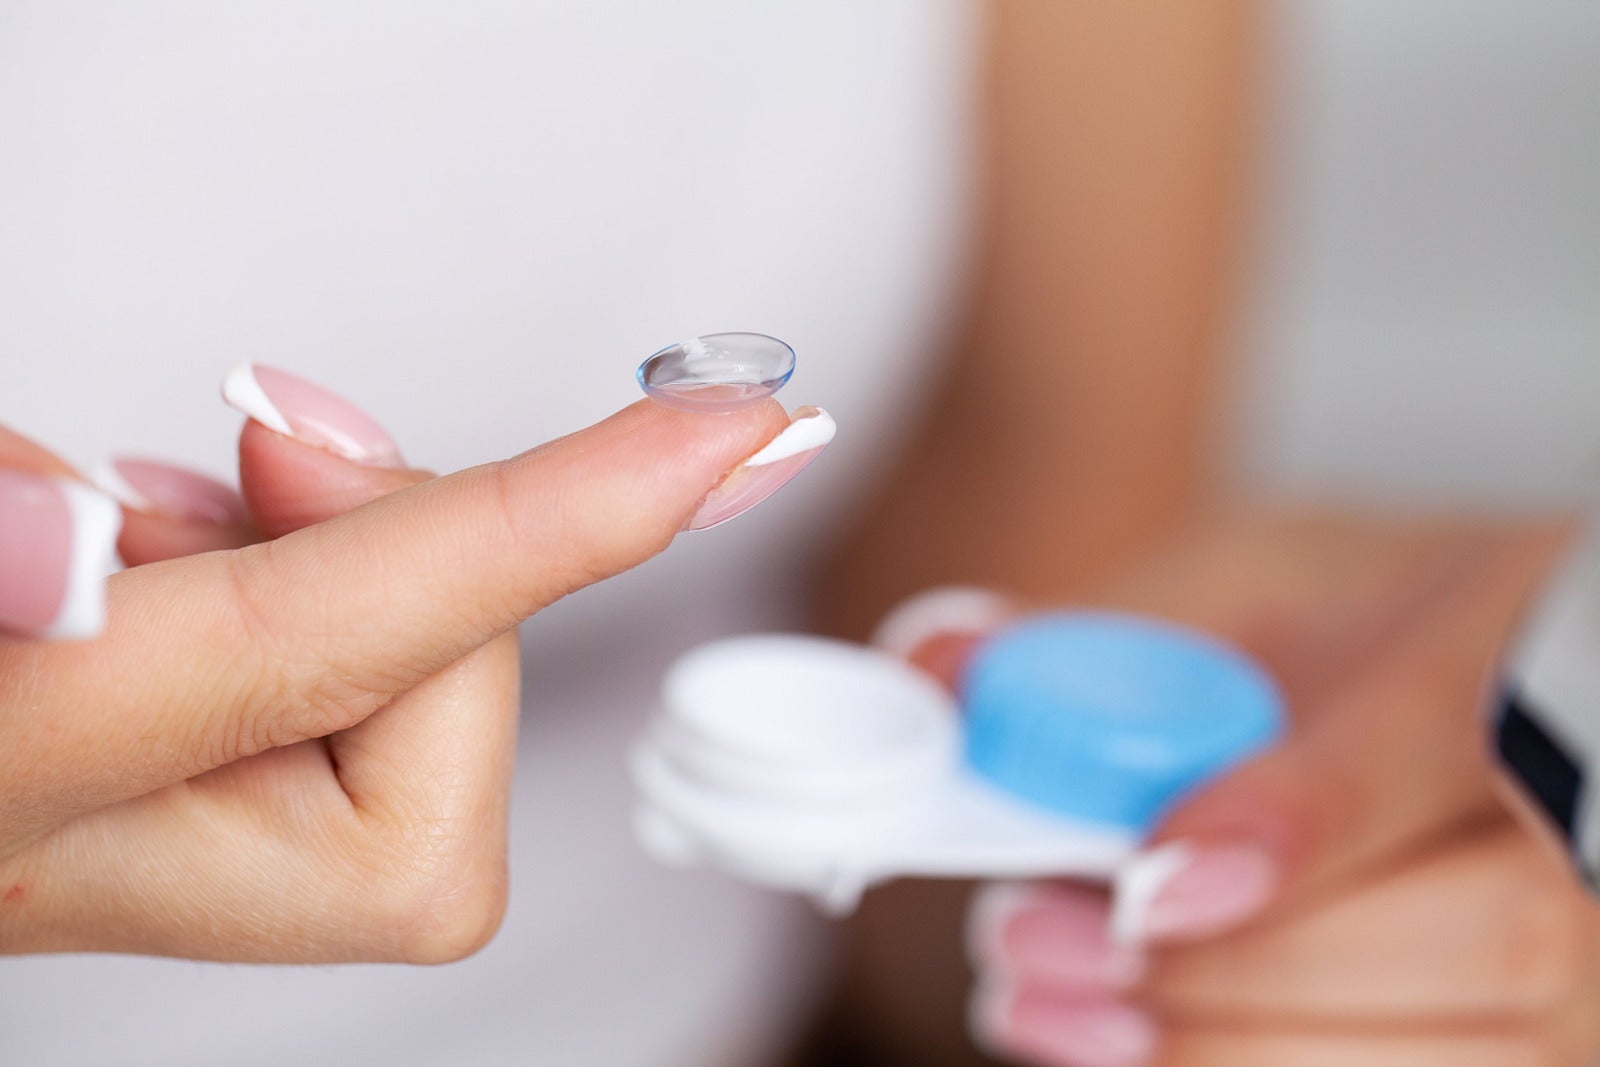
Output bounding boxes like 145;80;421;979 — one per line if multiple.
638;332;796;413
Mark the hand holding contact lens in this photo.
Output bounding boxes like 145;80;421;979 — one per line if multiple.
632;614;1284;913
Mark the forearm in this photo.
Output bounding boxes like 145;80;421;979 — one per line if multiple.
818;0;1260;641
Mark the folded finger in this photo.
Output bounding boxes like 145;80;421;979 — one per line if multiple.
94;457;259;564
233;396;515;879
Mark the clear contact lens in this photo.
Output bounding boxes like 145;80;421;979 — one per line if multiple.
638;332;796;412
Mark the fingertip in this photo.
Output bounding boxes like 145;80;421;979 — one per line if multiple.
534;397;814;538
239;419;429;538
24;478;122;641
1148;746;1323;875
872;586;1014;657
620;396;795;465
966;881;1040;966
869;586;1014;691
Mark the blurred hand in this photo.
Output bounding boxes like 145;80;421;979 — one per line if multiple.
894;513;1600;1066
0;367;820;962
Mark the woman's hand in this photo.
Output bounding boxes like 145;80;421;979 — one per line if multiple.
0;366;820;963
891;512;1600;1066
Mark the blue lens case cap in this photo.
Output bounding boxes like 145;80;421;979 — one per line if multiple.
962;613;1284;831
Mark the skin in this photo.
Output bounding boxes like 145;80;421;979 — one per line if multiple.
0;401;794;961
811;2;1600;1064
926;513;1600;1066
1;1;1595;1061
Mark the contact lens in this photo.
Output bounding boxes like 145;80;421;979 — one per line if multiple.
637;332;796;412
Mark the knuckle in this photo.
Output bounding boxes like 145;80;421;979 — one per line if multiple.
343;812;510;965
216;543;382;759
393;864;510;965
186;548;294;767
483;459;599;608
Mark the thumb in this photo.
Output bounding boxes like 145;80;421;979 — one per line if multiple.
1108;523;1573;947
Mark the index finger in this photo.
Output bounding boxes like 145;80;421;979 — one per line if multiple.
0;398;820;845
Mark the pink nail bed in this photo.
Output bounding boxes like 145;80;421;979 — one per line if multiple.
1009;996;1158;1067
0;471;121;640
1003;891;1146;990
101;458;248;525
682;400;835;532
221;363;403;467
1113;842;1277;945
684;436;830;531
973;984;1157;1067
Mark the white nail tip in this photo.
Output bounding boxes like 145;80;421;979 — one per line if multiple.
743;409;836;467
220;363;293;436
89;460;152;514
1110;842;1193;946
871;586;1013;659
964;881;1035;966
45;479;123;640
966;979;1014;1057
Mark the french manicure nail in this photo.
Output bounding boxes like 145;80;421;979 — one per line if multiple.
0;471;122;640
684;407;835;531
871;586;1013;658
1111;841;1277;946
972;983;1157;1067
967;881;1040;964
970;883;1145;990
95;457;248;525
221;363;404;468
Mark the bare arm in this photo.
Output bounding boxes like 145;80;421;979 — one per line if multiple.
818;0;1259;639
806;3;1261;1062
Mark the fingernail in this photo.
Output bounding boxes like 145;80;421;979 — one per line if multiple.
221;363;404;468
872;586;1013;657
871;586;1013;689
1111;841;1277;946
0;471;122;639
972;983;1157;1067
969;883;1145;991
94;457;248;525
684;407;835;531
967;881;1040;964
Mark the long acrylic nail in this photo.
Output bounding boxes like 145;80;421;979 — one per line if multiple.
871;586;1013;658
872;586;1013;690
969;883;1145;991
221;363;404;467
967;881;1041;964
95;457;248;525
972;983;1157;1067
0;471;122;639
1111;841;1278;946
684;407;835;531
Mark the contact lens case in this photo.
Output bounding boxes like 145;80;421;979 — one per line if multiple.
632;613;1283;912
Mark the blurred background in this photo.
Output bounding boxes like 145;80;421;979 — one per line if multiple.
1;2;1596;1064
